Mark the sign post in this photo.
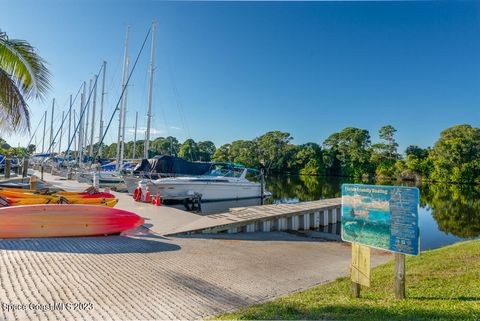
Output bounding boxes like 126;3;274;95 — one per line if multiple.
341;184;420;300
395;253;406;299
350;242;370;297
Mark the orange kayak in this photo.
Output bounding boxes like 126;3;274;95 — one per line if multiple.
5;197;118;207
0;204;144;238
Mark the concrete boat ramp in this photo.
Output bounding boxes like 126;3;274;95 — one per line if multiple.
0;173;392;321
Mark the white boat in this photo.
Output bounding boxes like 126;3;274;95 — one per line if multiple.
77;169;127;191
138;163;268;201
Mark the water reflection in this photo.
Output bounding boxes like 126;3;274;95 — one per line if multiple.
170;174;479;249
262;175;480;249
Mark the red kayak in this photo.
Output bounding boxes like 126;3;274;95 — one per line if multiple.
0;204;144;238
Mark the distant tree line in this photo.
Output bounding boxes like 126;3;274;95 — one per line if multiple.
23;123;480;184
113;124;480;184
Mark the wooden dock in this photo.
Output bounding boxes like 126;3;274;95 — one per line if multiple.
166;198;342;235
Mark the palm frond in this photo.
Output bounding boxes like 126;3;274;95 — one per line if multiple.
0;68;30;133
0;30;51;101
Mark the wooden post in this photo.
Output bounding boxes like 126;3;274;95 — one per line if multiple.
30;175;37;190
41;165;44;180
22;158;28;178
395;253;406;299
260;168;265;205
4;158;10;179
351;281;360;298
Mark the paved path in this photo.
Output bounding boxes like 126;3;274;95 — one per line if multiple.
0;173;393;320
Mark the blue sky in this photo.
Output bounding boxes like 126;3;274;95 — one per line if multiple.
1;1;479;153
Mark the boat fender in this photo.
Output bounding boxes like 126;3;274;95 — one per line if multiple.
156;192;161;206
145;190;151;203
133;187;142;202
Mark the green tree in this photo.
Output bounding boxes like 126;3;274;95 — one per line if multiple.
430;124;480;183
292;143;324;175
0;30;51;132
197;141;216;162
255;131;293;172
323;127;372;177
104;143;118;159
406;145;429;159
371;125;400;178
178;139;199;161
151;136;180;156
212;143;232;162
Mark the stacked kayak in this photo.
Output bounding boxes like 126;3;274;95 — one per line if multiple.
0;204;144;238
0;188;118;207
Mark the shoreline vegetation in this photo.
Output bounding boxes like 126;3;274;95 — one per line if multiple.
11;123;478;185
214;240;480;321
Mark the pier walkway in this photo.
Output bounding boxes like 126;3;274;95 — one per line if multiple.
167;198;342;235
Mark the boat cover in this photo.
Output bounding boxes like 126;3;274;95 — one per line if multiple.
133;156;211;176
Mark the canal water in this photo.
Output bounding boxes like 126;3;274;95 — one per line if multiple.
172;174;480;251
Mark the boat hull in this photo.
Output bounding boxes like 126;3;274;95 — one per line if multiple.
0;204;143;238
144;181;262;201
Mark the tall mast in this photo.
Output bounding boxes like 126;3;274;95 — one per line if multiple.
68;94;72;154
120;57;129;165
79;82;86;163
133;111;138;159
49;98;55;151
84;79;92;156
99;61;107;157
117;26;129;169
144;22;156;159
73;111;77;155
42;109;47;153
59;111;64;153
89;75;98;157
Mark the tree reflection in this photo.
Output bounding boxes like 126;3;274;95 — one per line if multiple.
264;174;480;238
422;183;480;238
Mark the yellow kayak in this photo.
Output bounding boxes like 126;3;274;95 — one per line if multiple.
7;197;118;207
0;190;57;200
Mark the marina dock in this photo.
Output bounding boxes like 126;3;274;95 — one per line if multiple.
166;198;342;235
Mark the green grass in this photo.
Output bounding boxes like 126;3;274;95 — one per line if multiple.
216;240;480;321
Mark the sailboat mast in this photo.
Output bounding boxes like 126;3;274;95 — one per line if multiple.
59;111;64;153
144;22;156;159
42;109;47;153
99;61;107;157
120;57;129;166
68;94;72;152
133;111;138;159
117;26;129;169
49;99;55;150
78;82;86;164
73;111;77;154
89;75;98;157
84;79;92;156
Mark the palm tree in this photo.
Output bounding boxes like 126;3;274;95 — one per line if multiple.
0;30;50;133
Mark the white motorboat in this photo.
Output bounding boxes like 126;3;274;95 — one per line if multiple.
138;163;269;201
77;170;126;191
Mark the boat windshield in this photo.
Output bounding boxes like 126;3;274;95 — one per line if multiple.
204;164;244;178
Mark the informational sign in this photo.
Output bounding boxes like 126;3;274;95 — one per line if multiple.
341;184;420;256
351;242;371;287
